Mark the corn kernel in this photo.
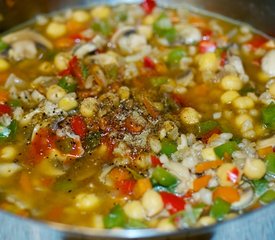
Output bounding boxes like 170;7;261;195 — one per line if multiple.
0;146;17;162
118;86;130;101
91;6;111;19
72;10;90;23
232;96;255;109
220;75;243;91
58;95;78;111
75;193;100;210
257;71;270;83
0;58;10;72
197;52;219;72
143;15;155;25
201;148;217;161
80;97;98;118
91;214;104;228
46;84;67;103
180;107;201;125
243;158;266;180
123;200;146;220
46;22;67;39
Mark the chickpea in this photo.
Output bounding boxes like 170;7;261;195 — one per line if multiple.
72;10;90;23
220;75;243;91
243;158;266;180
123;200;146;220
46;22;67;39
217;163;241;187
141;189;164;217
220;90;240;104
235;114;253;128
232;96;255;109
54;52;70;71
180;107;201;125
75;193;100;210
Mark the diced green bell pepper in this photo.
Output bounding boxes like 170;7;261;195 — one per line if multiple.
0;39;9;52
153;13;176;43
58;77;77;93
104;205;127;229
8;120;17;140
167;49;186;66
152;166;178;187
259;190;275;204
84;132;101;151
210;198;231;220
265;153;275;177
160;138;177;157
198;120;219;136
262;103;275;130
92;20;112;36
125;218;147;229
56;138;74;154
214;141;238;159
149;76;168;87
252;178;269;196
7;99;21;107
54;178;77;192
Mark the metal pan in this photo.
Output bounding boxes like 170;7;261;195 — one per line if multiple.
0;1;274;239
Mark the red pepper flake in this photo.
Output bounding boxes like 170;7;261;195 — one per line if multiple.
198;40;216;53
70;116;87;138
151;155;162;167
0;104;12;116
143;56;156;69
227;167;239;184
140;0;156;14
160;192;185;214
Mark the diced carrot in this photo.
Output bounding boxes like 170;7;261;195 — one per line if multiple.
66;20;86;34
54;37;75;49
0;90;9;102
108;167;132;183
257;146;273;158
188;15;207;28
133;178;152;199
0;72;9;84
213;186;240;203
195;160;223;173
142;96;159;119
193;175;212;192
46;205;64;221
19;172;33;194
207;133;220;144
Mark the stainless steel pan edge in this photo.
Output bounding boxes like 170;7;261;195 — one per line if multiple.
0;1;274;239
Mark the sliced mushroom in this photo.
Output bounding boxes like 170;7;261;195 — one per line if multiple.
9;40;37;60
176;70;194;87
231;183;255;210
256;135;275;150
73;43;97;59
261;50;275;76
4;73;27;89
2;28;53;49
175;24;202;45
110;26;136;44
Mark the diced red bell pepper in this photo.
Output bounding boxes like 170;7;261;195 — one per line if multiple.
116;179;136;195
70;116;87;138
198;40;216;53
201;29;213;41
30;128;56;164
0;104;12;116
143;56;156;69
247;35;268;49
151;155;162;167
58;56;85;87
171;93;189;107
140;0;156;14
227;167;239;184
160;192;185;214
